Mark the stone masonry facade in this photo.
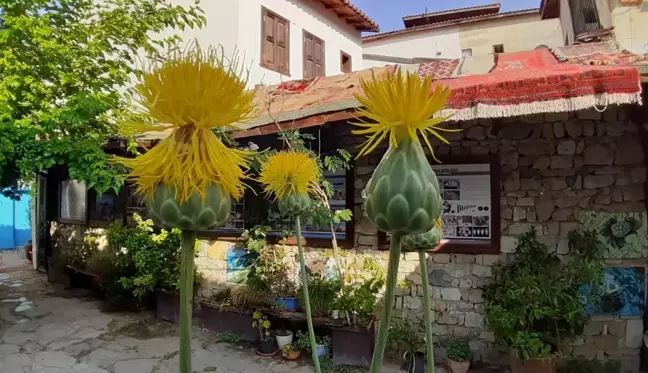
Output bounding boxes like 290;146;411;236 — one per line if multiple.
196;105;646;369
52;105;647;370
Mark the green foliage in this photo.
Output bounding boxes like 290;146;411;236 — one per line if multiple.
557;358;621;373
0;0;204;192
281;343;295;357
298;266;341;317
387;317;424;355
333;258;385;326
66;233;101;269
216;332;241;345
252;311;272;342
92;213;197;299
483;229;605;361
446;339;472;362
263;130;353;237
295;330;331;356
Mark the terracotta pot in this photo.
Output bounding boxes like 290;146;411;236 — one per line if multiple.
284;350;301;360
447;359;470;373
511;356;555;373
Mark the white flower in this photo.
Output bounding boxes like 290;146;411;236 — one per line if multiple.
120;247;128;255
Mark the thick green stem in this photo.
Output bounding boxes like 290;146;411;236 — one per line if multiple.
179;230;196;373
296;216;321;373
419;250;435;373
370;234;403;373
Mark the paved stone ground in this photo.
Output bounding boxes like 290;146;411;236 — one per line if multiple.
0;250;30;273
0;269;413;373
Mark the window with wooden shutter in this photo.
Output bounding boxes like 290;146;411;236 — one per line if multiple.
260;7;290;75
303;30;325;79
340;51;352;74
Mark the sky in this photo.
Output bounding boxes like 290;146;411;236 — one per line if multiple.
353;0;542;33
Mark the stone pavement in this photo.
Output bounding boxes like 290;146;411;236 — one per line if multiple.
0;269;409;373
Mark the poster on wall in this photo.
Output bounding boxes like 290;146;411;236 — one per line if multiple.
226;247;256;284
431;163;491;241
580;266;646;317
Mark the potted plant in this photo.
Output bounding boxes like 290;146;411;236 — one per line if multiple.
281;344;301;361
201;287;263;342
270;268;300;312
253;311;277;356
276;327;294;349
296;330;331;358
387;318;426;373
446;339;472;373
330;258;385;367
483;229;605;373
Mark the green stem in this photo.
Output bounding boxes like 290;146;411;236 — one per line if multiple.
179;230;196;373
296;216;321;373
370;234;403;373
418;250;435;373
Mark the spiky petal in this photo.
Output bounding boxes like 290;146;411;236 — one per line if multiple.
259;151;319;201
352;68;459;161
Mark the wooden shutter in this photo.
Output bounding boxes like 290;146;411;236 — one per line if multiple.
275;18;289;73
262;11;275;66
303;31;325;79
260;7;289;74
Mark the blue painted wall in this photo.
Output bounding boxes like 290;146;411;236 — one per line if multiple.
0;189;32;250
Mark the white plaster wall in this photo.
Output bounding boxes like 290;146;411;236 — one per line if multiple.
361;27;462;68
236;0;363;86
459;14;563;55
164;0;241;57
610;2;648;54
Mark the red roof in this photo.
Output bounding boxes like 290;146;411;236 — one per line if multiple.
317;0;379;32
230;45;644;139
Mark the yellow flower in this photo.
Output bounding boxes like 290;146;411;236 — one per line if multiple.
136;42;254;129
112;42;255;202
259;151;319;201
435;218;443;239
352;68;460;161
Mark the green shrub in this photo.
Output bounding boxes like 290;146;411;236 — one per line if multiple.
483;229;605;360
446;339;472;362
94;214;198;299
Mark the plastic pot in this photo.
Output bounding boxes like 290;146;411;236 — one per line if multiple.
315;343;328;357
274;297;299;311
257;338;277;357
276;330;293;349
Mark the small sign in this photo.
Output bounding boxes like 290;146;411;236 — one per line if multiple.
431;163;492;241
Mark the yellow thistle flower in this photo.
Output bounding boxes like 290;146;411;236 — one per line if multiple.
352;68;460;161
435;217;443;239
259;151;319;201
137;43;254;129
112;42;255;202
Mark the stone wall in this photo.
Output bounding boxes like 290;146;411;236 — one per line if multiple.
50;105;647;369
195;105;646;368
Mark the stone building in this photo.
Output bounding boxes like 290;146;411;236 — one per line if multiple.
42;44;648;370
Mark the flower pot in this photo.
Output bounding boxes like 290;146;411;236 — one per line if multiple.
256;338;277;357
511;356;555;373
284;349;301;360
274;297;299;311
276;330;293;349
332;320;375;367
447;359;470;373
200;302;257;342
405;353;427;373
315;343;328;357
